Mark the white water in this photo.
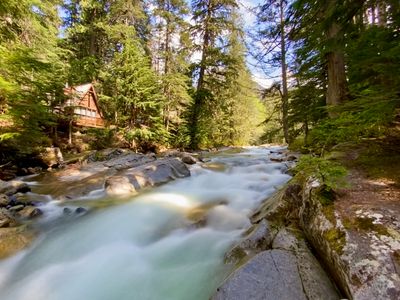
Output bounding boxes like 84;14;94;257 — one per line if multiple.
0;147;291;300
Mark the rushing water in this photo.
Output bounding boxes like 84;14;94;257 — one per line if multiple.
0;147;291;300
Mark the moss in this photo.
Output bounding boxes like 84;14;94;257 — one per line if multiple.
341;216;390;236
321;203;336;225
324;228;346;255
355;217;390;236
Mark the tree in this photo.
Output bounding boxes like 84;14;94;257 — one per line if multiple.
254;0;291;143
0;0;68;157
100;40;165;148
150;0;192;147
190;0;238;148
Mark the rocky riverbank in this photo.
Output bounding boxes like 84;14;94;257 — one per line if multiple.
0;148;197;259
213;144;400;300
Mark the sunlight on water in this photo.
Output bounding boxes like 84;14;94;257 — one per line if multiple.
0;146;290;300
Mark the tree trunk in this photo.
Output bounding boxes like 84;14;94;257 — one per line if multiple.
190;1;212;149
280;0;290;144
378;2;387;26
326;21;348;109
68;120;73;145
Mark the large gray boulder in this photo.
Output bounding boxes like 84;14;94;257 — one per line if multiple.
213;250;308;300
104;153;156;170
298;179;400;299
215;226;339;300
105;158;190;196
105;176;136;196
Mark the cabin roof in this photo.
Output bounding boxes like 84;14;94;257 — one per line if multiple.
64;83;103;118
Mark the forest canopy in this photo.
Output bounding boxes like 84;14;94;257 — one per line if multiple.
0;0;399;159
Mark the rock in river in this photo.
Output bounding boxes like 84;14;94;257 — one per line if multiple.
105;158;190;196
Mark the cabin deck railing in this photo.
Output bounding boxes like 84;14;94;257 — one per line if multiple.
75;116;105;128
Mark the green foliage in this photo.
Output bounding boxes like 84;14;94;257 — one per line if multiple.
294;155;348;191
86;128;118;150
99;40;167;149
307;94;398;153
0;0;68;160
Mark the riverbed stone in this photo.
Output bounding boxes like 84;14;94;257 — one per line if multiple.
0;208;18;228
213;250;308;300
121;158;190;191
0;180;30;196
181;154;197;164
105;176;136;196
17;206;43;219
104;153;156;170
9;205;24;212
0;226;35;259
0;194;9;207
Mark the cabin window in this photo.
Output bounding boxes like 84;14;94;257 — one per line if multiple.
73;107;97;118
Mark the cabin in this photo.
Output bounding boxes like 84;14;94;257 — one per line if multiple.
63;83;105;128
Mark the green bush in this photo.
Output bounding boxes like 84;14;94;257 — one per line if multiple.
294;155;348;191
87;128;118;150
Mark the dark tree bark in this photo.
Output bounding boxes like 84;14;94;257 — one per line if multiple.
325;6;348;109
279;0;290;143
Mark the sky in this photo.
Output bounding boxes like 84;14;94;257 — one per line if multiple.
237;0;277;88
59;0;273;88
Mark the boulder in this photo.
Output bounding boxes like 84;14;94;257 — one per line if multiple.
0;194;9;207
213;250;308;300
181;154;197;165
105;176;136;196
0;226;35;259
75;207;87;214
27;166;43;175
297;179;400;299
38;147;64;168
214;226;339;300
17;206;42;219
270;157;284;162
87;148;125;162
0;180;30;196
163;150;197;164
104;158;190;196
9;205;24;212
122;158;190;191
104;153;156;170
0;208;18;228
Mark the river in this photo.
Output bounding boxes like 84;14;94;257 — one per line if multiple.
0;146;291;300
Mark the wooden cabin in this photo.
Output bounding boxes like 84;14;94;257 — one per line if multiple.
63;83;105;128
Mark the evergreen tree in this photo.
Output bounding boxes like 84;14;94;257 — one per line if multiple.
0;0;67;156
222;17;265;146
254;0;291;143
150;0;192;147
100;40;165;148
189;0;238;148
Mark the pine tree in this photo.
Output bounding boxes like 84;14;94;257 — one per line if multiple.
100;40;165;148
222;16;265;145
189;0;238;148
254;0;291;143
150;0;192;147
0;0;67;155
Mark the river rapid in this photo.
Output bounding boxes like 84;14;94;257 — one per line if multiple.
0;147;291;300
